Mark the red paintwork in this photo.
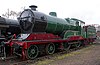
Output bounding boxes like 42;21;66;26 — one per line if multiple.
67;36;84;41
26;33;60;40
12;33;85;50
9;33;92;60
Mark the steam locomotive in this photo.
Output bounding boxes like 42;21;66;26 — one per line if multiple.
0;16;20;37
0;17;21;57
0;5;96;60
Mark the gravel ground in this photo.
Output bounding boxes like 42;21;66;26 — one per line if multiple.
47;43;100;65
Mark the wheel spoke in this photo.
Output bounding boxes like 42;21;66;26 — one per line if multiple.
26;45;39;59
75;41;81;47
29;53;33;57
63;43;71;50
46;43;55;55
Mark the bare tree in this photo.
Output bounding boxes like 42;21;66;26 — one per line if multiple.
2;9;10;18
2;7;25;19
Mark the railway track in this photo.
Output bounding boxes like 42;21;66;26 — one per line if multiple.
0;44;91;65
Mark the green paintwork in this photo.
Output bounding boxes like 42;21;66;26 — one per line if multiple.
63;30;80;39
86;26;96;38
49;12;57;17
46;16;69;33
31;11;82;38
81;28;86;38
45;15;80;34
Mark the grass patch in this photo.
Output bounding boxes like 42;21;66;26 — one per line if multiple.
57;52;80;60
33;59;54;65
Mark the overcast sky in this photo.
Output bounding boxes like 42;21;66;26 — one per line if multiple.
0;0;100;25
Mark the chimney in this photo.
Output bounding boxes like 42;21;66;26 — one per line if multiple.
29;5;37;11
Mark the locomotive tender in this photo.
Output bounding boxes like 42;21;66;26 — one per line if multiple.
9;5;96;60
